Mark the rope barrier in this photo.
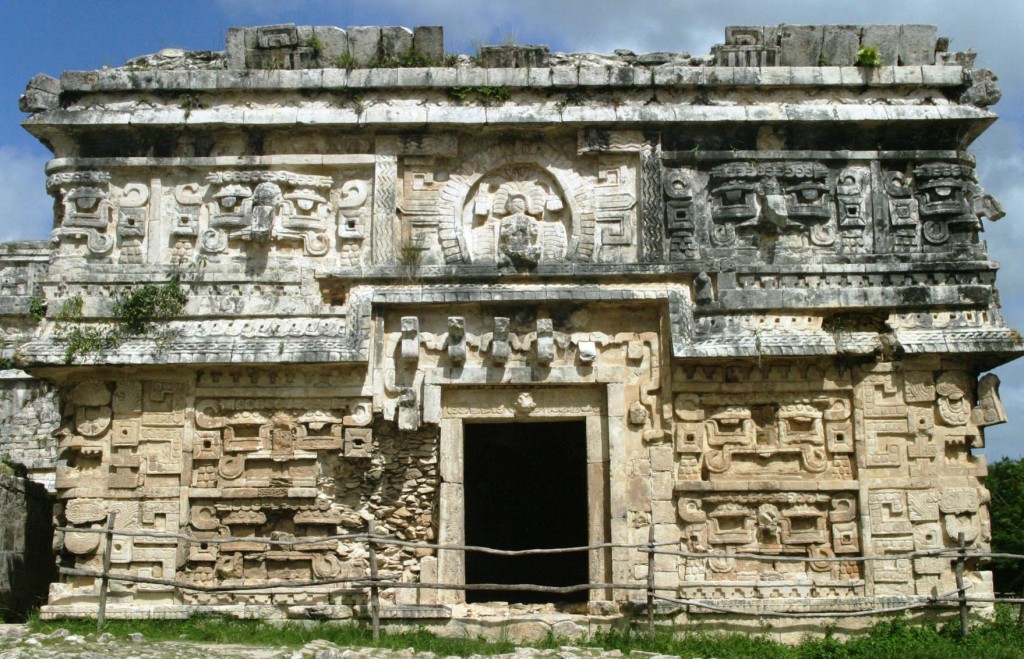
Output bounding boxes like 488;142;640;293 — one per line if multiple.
62;522;1002;638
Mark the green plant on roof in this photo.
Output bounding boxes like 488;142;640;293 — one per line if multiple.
855;45;881;67
446;86;510;106
55;271;189;364
306;34;323;58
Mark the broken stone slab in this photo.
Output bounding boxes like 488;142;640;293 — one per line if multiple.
347;26;382;66
778;25;824;66
637;52;673;65
479;45;551;68
413;26;444;63
380;26;414;62
821;25;860;66
899;24;938;65
22;72;61;96
311;26;349;65
861;25;900;66
961;68;1001;107
19;74;60;113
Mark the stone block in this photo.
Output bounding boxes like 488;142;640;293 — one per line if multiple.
25;73;60;95
732;67;761;85
454;67;487;86
419;556;438;605
551;65;578;86
822;25;861;66
381;26;414;62
322;69;348;87
424;67;458;86
705;68;734;85
921;65;964;85
650;445;674;472
225;27;247;69
347;26;381;66
19;88;57;113
413;26;444;63
312;26;348;65
479;45;550;68
486;67;530;87
60;70;99;92
899;25;937;65
653;65;703;86
778;25;823;66
527;68;552;86
893;66;924;84
861;25;900;66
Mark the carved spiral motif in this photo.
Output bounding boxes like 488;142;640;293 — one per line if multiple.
922;220;951;245
200;229;227;253
710;224;736;247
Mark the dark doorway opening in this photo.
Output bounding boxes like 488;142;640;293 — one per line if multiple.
463;421;589;604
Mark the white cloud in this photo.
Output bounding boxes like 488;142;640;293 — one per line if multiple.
0;146;51;241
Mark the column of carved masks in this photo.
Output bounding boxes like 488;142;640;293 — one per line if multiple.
856;361;1004;598
52;380;187;606
671;363;863;601
181;369;375;606
47;366;451;609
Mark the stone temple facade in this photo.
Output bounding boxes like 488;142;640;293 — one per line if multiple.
9;23;1020;632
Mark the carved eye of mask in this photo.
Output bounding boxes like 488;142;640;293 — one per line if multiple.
75;196;98;210
297;198;315;211
799;188;821;202
220;196;237;209
932;186;953;199
724;189;745;203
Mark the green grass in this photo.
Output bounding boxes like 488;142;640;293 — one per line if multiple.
27;615;523;654
24;607;1024;657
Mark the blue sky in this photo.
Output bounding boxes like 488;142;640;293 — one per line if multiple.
1;0;1022;459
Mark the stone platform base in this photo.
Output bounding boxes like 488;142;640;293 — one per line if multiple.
39;598;985;644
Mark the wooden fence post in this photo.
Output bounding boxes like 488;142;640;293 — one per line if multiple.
96;512;117;631
956;531;968;638
1018;584;1024;627
646;524;655;634
368;519;381;641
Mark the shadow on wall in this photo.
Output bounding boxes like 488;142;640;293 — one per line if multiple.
0;472;55;621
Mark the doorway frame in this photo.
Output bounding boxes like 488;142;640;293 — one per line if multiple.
435;383;619;605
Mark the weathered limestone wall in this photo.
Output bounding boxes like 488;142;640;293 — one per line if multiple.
0;242;60;489
9;22;1020;633
0;473;56;618
0;372;60;490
